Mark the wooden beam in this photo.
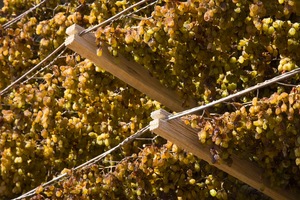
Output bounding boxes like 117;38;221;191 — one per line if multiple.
64;24;197;112
150;109;299;200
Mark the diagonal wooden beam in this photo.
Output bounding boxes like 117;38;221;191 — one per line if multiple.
150;109;299;200
65;24;197;112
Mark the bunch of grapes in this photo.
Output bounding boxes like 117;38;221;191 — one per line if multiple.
0;0;300;199
185;86;300;188
95;0;300;105
0;53;161;198
29;142;269;200
0;1;162;197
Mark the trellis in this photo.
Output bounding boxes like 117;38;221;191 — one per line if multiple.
65;24;300;200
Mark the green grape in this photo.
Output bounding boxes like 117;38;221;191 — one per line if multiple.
1;0;300;199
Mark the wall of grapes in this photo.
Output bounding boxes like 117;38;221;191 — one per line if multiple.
0;0;300;199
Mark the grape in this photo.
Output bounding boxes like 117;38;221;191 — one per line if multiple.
1;0;300;199
187;86;300;189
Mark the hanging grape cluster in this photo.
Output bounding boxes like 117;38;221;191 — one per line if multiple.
95;0;300;105
29;142;269;200
0;1;161;198
0;0;299;199
185;86;300;188
0;53;161;198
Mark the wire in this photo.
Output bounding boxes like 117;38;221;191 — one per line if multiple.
1;0;156;95
0;1;85;95
276;81;298;87
9;0;300;199
10;65;300;198
79;0;154;36
0;43;65;96
166;68;300;120
12;125;150;200
21;46;67;85
76;125;150;169
11;1;156;195
2;0;47;29
123;0;158;19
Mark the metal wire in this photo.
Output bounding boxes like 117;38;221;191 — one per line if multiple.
21;46;67;85
276;81;298;87
79;0;154;36
166;68;300;120
12;125;150;200
123;0;158;19
8;1;300;199
0;43;65;96
0;0;156;95
7;1;156;199
3;0;47;29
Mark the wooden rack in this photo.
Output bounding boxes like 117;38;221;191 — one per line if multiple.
150;109;299;200
65;25;299;200
65;24;197;112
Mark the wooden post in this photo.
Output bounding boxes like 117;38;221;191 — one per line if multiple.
64;24;197;112
150;109;299;200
